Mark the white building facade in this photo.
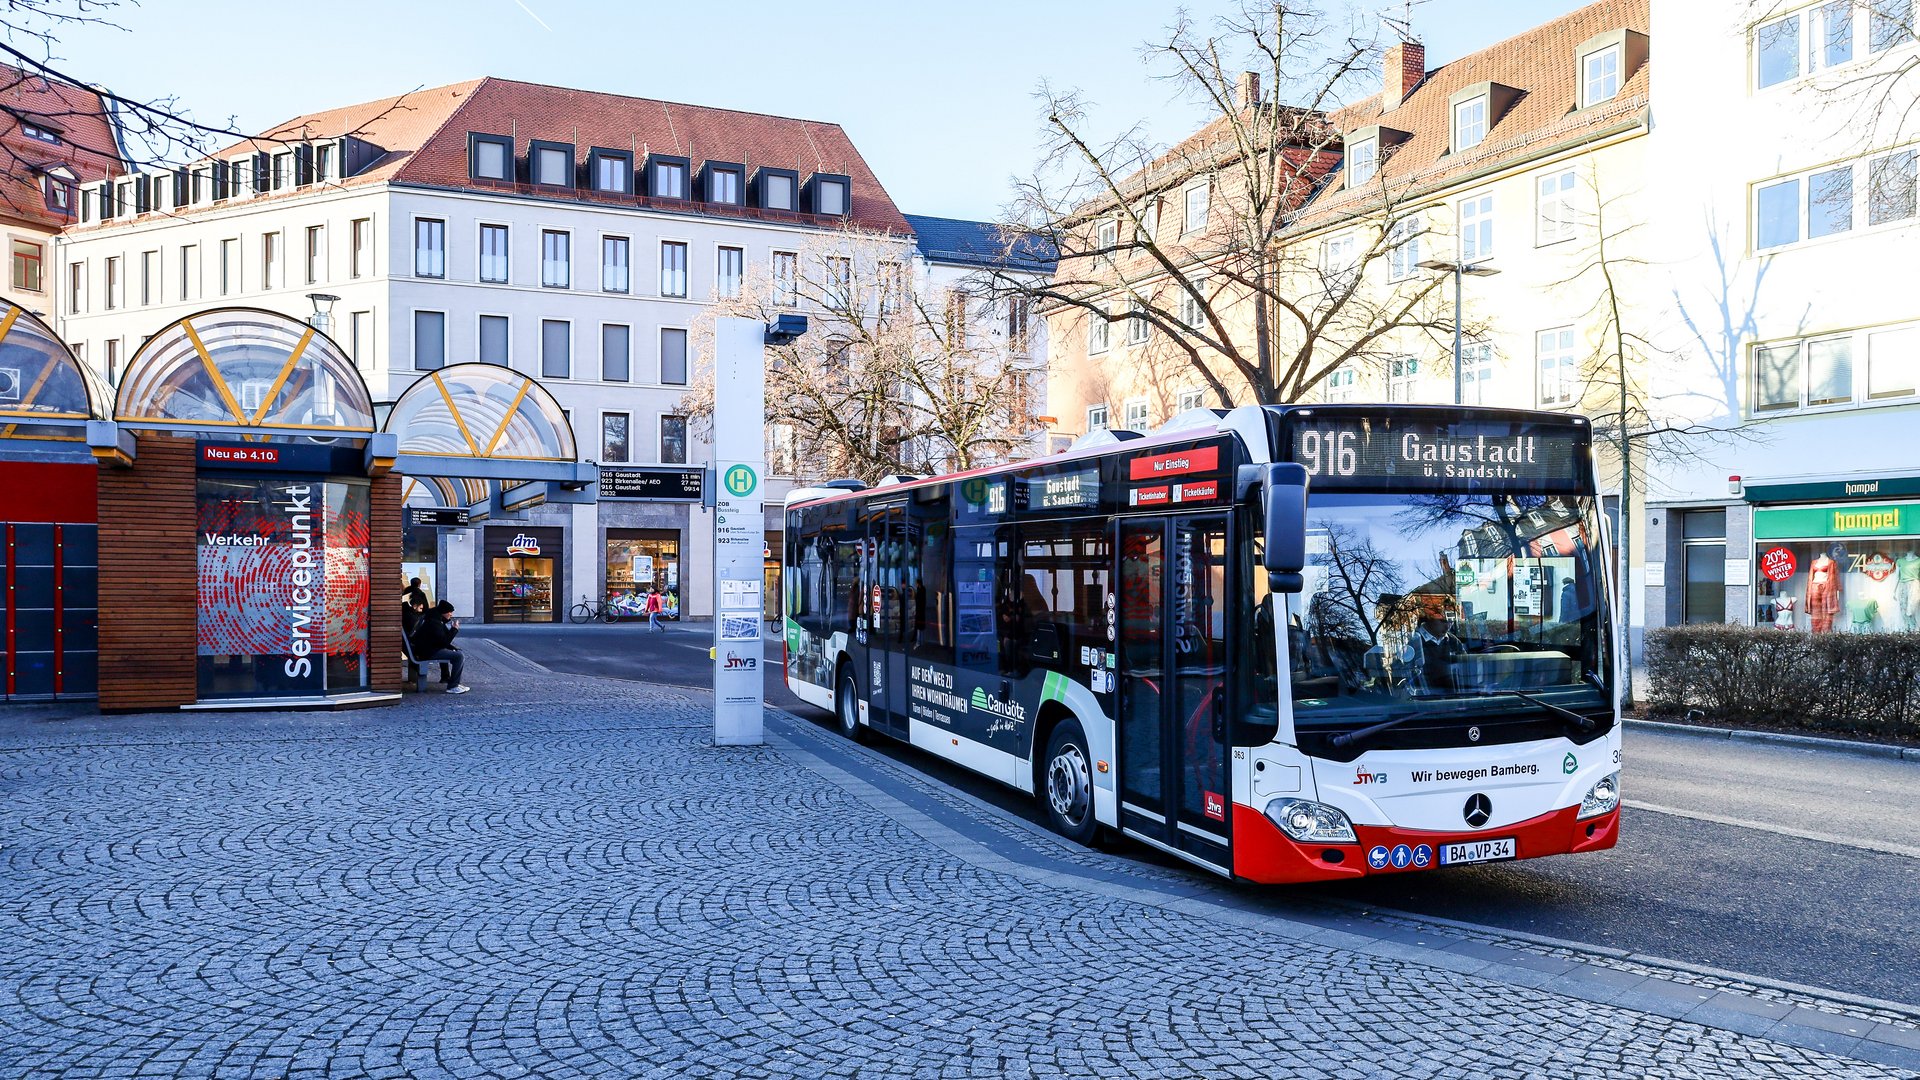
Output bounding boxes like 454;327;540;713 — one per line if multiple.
1642;0;1920;643
55;77;915;622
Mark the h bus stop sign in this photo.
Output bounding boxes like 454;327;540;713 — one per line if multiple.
710;316;780;745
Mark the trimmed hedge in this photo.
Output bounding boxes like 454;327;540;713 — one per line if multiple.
1644;625;1920;738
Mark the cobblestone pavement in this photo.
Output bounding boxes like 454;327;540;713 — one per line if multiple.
3;653;1917;1079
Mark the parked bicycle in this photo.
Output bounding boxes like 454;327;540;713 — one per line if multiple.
568;595;620;623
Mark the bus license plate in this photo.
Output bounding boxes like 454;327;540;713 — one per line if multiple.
1440;838;1515;865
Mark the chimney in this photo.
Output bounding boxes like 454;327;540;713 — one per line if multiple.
1382;39;1425;111
1235;70;1261;111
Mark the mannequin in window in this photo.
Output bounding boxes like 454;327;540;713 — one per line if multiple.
1807;553;1841;633
1898;551;1920;631
1772;593;1797;630
1847;597;1879;633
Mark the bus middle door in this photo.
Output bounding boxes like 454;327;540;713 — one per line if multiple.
1116;512;1232;871
863;500;911;740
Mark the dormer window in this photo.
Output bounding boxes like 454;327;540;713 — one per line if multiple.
756;167;799;211
470;133;513;181
1582;44;1621;106
648;155;690;199
1453;96;1488;151
809;174;850;216
1347;136;1378;188
589;148;633;194
21;122;58;145
316;142;335;181
531;140;574;187
41;165;75;214
705;161;744;205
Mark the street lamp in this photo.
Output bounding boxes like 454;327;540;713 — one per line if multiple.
1418;258;1500;404
305;292;340;336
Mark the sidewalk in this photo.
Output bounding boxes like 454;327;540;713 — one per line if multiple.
2;650;1916;1079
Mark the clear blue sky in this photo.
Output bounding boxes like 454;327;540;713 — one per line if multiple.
58;0;1589;221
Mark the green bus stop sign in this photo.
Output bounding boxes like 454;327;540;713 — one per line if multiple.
723;464;758;498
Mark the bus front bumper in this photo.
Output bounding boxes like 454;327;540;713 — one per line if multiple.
1230;802;1620;885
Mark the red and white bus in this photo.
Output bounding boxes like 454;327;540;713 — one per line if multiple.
782;405;1620;882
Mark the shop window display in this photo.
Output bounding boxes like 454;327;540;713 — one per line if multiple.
606;535;679;619
490;556;554;621
1757;538;1920;633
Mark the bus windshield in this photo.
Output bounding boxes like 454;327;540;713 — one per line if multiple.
1285;491;1611;744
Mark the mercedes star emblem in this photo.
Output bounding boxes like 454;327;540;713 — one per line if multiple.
1463;793;1493;829
1467;725;1482;743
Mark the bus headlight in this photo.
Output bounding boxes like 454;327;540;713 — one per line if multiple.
1265;798;1358;844
1578;772;1620;819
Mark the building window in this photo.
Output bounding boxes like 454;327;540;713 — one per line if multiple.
1387;356;1419;402
1461;340;1494;404
659;241;688;297
660;327;688;385
602;236;630;293
104;255;122;310
316;143;335;181
1459;193;1494;260
351;218;371;278
479;314;510;366
652;159;688;199
414;218;445;277
1388;214;1421;281
1322;368;1357;403
1125;300;1148;345
349;311;372;369
602;323;630;382
1869;149;1919;225
1681;510;1727;624
592;151;631;193
1753;334;1853;411
1453;95;1489;150
878;260;905;315
763;172;796;210
66;260;83;312
479;224;510;283
824;255;852;304
602;412;630;464
1177;387;1205;412
659;415;688;464
541;230;570;288
772;251;797;307
1537;326;1578;406
42;173;73;213
271;152;292;190
1122;398;1149;430
709;167;742;204
815;177;848;216
138;249;156;305
1088;307;1110;354
1086;404;1109;431
533;143;572;187
305;224;325;284
1760;151;1920;250
1095;218;1119;262
11;240;42;293
218;239;238;295
1873;0;1917;51
541;319;570;379
717;246;744;298
1320;233;1359;292
1138;199;1160;243
104;338;119;382
1581;44;1622;107
21;122;57;144
1347;136;1378;188
414;310;446;371
1183;183;1209;234
1536;169;1578;245
1007;296;1031;353
262;232;281;290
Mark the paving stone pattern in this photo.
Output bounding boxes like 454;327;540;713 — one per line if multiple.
0;660;1910;1079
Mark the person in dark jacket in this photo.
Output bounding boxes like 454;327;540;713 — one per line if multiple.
401;595;426;639
402;577;429;609
410;600;469;694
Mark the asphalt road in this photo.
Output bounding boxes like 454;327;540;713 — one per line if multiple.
472;621;1920;1005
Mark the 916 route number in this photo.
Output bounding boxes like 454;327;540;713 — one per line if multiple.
1298;430;1358;477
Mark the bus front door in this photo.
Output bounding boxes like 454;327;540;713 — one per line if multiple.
862;501;911;740
1116;513;1232;871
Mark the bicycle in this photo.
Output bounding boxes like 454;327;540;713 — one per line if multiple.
568;595;619;623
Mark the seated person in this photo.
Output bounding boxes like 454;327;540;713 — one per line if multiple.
1398;612;1465;693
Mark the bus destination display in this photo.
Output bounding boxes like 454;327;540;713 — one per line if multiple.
1288;417;1587;492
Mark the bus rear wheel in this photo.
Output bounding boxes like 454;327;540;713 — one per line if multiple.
835;666;868;744
1042;719;1098;845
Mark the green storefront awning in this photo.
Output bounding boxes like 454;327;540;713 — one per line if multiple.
1752;501;1920;540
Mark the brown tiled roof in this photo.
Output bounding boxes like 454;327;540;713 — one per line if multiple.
1298;0;1650;228
204;76;910;234
0;63;123;229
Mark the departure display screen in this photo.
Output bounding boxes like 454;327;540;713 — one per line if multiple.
1283;414;1590;494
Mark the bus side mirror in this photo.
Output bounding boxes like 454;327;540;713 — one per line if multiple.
1262;463;1309;593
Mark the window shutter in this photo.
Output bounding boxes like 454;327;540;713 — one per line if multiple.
253;152;270;193
295;144;314;186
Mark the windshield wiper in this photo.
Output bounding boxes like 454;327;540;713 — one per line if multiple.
1488;689;1600;734
1328;700;1484;750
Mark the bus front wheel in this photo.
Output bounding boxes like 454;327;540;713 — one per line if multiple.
1042;719;1098;845
835;666;868;744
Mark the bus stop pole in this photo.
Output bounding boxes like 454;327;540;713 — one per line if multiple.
711;316;769;745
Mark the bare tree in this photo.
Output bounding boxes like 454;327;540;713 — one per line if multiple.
682;226;1040;484
997;1;1457;410
1744;1;1920;143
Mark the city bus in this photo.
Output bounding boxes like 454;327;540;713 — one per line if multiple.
782;405;1620;883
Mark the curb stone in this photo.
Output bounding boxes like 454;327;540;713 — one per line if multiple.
1626;717;1920;761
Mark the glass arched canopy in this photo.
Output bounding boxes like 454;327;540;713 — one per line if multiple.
0;304;110;441
402;474;492;508
384;363;575;462
114;307;374;441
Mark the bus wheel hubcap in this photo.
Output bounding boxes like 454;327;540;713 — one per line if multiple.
1048;746;1090;824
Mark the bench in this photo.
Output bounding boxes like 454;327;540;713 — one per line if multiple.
400;631;438;692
